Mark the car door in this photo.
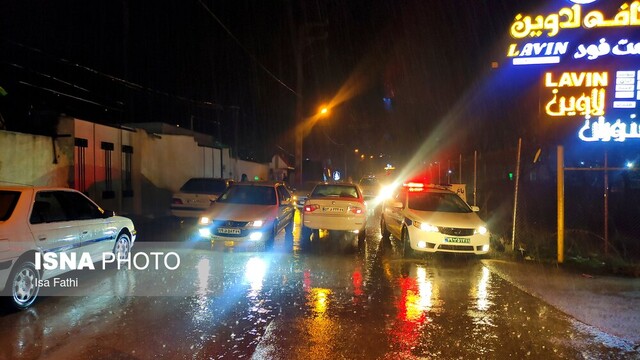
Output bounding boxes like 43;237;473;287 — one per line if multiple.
276;185;294;230
57;190;116;262
28;190;82;278
386;189;405;238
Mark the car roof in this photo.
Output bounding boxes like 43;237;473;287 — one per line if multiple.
0;185;77;192
233;181;285;187
317;182;356;186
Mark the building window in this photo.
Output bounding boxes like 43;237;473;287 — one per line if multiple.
101;142;115;199
122;145;133;197
74;138;88;193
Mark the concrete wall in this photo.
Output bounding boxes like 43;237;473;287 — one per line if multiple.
0;130;73;187
232;159;270;181
0;117;272;218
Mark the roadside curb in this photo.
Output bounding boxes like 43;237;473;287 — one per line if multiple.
482;259;640;347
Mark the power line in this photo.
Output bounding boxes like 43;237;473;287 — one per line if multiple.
6;40;222;109
196;0;300;98
18;81;123;112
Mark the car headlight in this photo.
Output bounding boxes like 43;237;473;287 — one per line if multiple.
378;184;396;200
414;221;438;232
199;216;211;225
248;220;264;227
476;226;488;235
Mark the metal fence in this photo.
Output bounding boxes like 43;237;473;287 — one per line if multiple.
451;143;640;264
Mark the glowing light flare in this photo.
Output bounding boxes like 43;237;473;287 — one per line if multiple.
309;288;332;314
352;268;363;297
245;257;267;295
474;266;491;311
416;266;433;313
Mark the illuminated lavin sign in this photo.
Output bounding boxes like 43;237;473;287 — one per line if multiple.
510;1;640;39
544;71;607;117
579;115;640;141
507;1;640;65
506;1;640;143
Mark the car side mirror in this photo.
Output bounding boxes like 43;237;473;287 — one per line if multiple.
470;206;480;212
102;210;115;218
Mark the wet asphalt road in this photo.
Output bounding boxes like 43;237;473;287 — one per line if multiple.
0;211;637;360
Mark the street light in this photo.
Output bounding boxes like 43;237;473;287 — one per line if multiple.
295;105;330;185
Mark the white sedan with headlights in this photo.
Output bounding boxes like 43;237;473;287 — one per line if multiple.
380;183;490;257
196;182;295;250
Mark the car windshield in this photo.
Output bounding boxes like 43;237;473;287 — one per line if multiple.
216;185;276;205
408;192;472;213
180;179;227;194
298;181;319;193
311;184;358;198
0;191;21;221
359;178;379;187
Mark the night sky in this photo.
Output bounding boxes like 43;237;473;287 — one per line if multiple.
1;0;538;166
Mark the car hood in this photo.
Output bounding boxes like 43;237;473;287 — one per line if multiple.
202;203;276;221
406;208;485;228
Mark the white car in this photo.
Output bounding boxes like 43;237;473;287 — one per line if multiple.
197;182;295;250
358;176;382;203
0;186;136;309
301;182;367;248
170;178;233;218
380;183;489;257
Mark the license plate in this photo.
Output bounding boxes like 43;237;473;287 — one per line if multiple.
323;207;344;212
224;241;235;247
218;227;241;235
445;237;470;244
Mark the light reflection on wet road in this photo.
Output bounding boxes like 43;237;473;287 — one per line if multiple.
0;214;636;359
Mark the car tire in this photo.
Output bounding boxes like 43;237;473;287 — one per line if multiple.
8;260;41;310
380;217;390;240
113;233;131;264
402;227;414;259
300;225;312;248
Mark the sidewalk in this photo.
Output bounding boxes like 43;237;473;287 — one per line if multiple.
482;259;640;347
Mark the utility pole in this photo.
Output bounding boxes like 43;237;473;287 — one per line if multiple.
230;106;240;180
288;1;327;186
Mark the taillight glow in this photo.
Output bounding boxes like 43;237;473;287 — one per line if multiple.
349;206;364;214
304;204;320;213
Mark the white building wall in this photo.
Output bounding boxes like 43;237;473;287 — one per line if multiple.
0;130;73;187
0;118;271;217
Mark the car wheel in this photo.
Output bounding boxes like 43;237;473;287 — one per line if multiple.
300;225;312;248
113;233;131;263
402;227;414;259
380;217;390;240
9;260;41;310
